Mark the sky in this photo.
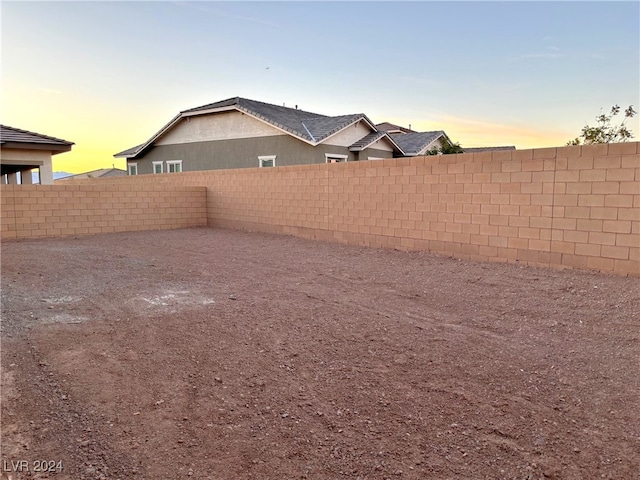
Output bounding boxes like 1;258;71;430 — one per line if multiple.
1;1;639;174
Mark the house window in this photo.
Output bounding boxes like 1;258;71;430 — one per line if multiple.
167;160;182;173
128;163;138;175
259;155;276;167
325;153;348;163
153;161;164;174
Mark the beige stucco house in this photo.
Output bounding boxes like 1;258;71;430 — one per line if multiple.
1;125;74;185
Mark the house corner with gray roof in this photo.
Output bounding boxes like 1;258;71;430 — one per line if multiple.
1;125;74;185
114;97;457;175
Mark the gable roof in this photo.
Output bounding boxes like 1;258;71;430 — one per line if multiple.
376;122;416;134
389;131;451;156
115;144;145;158
115;97;379;159
183;97;371;143
349;131;402;152
114;97;463;160
1;125;74;154
56;168;127;181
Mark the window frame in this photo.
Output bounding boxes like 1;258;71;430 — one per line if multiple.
128;163;138;175
258;155;276;168
166;160;183;173
325;153;348;163
152;161;164;174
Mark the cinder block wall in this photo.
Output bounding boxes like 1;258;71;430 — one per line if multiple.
8;142;639;275
195;143;640;275
0;184;207;239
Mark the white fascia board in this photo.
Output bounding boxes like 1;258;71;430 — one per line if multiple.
180;105;237;117
317;115;372;146
379;133;404;154
373;132;404;155
359;114;378;131
126;113;182;159
236;107;318;146
183;105;318;146
440;132;453;146
416;134;447;155
348;133;382;152
349;132;404;154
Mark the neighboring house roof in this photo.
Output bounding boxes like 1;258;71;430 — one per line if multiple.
389;131;451;156
115;144;144;157
55;168;128;181
114;97;464;160
463;146;516;153
1;124;74;154
115;97;382;159
376;122;416;134
183;97;372;143
349;131;400;152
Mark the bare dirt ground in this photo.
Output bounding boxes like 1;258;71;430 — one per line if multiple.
1;227;638;480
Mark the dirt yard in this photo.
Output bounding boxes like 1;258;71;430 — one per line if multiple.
1;228;638;480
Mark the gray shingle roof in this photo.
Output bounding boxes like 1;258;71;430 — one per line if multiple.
117;97;378;158
183;97;368;143
56;168;128;181
114;144;144;157
114;97;456;159
375;122;416;134
1;125;74;150
390;131;446;156
349;131;388;151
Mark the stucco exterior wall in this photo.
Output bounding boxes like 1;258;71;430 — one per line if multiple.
156;111;283;145
357;147;394;161
130;135;364;174
323;121;373;147
369;136;395;153
1;148;54;184
132;112;396;174
0;148;51;163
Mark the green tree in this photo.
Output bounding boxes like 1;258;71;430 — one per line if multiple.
425;142;465;155
567;104;637;145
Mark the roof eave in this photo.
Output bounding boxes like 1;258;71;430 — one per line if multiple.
51;145;73;155
384;135;405;155
316;114;374;145
180;105;237;117
1;141;73;153
185;104;318;145
116;114;182;159
234;106;317;145
414;133;449;156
